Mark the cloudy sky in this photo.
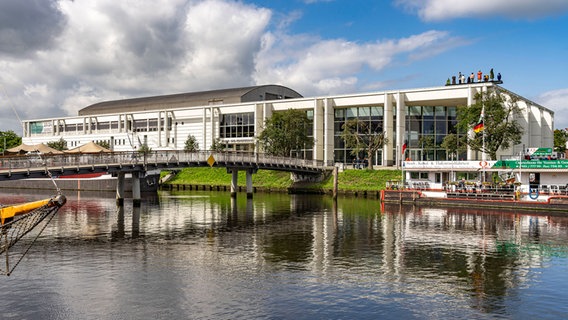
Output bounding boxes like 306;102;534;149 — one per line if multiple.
1;0;567;134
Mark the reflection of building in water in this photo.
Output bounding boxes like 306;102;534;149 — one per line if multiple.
45;191;567;306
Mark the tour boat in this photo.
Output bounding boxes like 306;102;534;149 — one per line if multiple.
382;158;568;212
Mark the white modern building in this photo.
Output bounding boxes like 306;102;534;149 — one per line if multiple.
22;82;554;168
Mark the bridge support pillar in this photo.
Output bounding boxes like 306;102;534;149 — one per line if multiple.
230;170;238;198
116;171;125;206
132;171;141;207
246;169;253;199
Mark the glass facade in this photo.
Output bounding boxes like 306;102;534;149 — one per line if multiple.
331;105;465;165
219;112;254;139
334;106;384;166
404;106;465;161
290;109;314;159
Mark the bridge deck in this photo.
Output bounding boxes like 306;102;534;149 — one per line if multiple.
0;151;332;181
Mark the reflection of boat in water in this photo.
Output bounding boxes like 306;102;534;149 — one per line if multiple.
0;193;66;275
0;170;160;193
381;188;568;213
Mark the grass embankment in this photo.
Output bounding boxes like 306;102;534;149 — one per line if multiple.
163;167;402;192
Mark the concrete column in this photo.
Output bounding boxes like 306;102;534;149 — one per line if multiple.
157;111;162;147
323;98;335;166
246;169;253;199
395;92;405;166
254;103;263;154
202;107;207;150
132;172;141;207
210;107;215;146
116;171;125;206
313;99;324;162
230;169;238;198
383;93;394;166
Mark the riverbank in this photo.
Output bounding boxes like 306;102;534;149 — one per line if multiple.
161;167;402;197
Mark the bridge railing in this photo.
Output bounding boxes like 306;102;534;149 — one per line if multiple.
0;151;330;172
143;151;328;170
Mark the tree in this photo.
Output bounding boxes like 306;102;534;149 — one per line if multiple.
441;133;467;160
456;91;523;160
210;138;225;152
138;142;152;154
553;129;567;154
257;109;313;157
95;140;110;149
184;134;199;152
340;118;388;170
418;135;436;160
0;130;22;154
47;137;68;151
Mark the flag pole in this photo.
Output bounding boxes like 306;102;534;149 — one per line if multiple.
481;103;486;184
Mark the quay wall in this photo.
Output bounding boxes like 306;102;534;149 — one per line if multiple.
0;177;156;193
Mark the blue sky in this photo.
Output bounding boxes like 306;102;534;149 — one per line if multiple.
1;0;567;134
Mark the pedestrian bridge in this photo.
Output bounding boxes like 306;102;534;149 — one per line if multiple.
0;151;333;203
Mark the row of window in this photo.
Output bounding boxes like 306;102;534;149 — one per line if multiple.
333;105;464;163
32;105;463;162
219;112;255;138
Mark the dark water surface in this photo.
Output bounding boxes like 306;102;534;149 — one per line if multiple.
1;189;567;319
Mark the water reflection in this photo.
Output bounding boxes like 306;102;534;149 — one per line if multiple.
0;189;566;319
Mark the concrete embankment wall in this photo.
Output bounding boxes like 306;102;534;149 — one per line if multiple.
160;183;383;199
0;178;126;192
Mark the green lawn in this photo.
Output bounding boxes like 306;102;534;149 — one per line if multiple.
163;167;402;191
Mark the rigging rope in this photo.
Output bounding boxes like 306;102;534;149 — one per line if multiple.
0;195;66;275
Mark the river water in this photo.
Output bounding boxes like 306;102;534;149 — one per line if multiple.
0;189;567;319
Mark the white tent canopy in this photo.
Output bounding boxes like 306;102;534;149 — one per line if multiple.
6;143;63;154
65;141;111;153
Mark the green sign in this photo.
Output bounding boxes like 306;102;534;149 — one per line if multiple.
527;147;553;156
493;159;568;170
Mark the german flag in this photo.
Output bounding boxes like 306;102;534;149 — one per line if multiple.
473;120;484;133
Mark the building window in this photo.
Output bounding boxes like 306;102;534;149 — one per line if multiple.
410;172;429;179
404;105;465;161
219;112;254;138
333;106;384;165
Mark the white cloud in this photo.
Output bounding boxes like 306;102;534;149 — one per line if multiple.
0;0;465;134
254;30;460;96
0;0;272;132
395;0;568;21
536;88;568;130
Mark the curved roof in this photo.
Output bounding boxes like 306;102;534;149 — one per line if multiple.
78;85;302;116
